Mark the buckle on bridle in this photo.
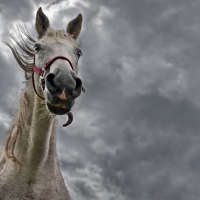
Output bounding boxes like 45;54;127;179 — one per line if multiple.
40;68;46;79
40;68;46;90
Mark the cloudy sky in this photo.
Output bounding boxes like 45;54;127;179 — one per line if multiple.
1;0;200;199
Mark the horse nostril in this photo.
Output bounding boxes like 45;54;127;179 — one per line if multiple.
46;73;57;93
46;72;82;98
72;77;82;98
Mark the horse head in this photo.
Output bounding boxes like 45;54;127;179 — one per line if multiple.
33;7;83;117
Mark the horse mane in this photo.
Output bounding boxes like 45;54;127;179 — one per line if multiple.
43;28;76;43
3;26;36;80
0;26;34;171
0;88;29;172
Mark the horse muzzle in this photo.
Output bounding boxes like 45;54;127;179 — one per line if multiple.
45;71;82;115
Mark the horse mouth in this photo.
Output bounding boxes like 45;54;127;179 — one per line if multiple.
47;102;71;115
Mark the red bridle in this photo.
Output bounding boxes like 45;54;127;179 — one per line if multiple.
32;56;75;126
33;55;74;76
32;56;75;100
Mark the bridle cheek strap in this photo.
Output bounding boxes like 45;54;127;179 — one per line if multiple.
32;56;75;100
32;71;45;100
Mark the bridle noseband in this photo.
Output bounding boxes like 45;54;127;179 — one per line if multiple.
33;55;74;76
32;55;75;99
32;56;76;127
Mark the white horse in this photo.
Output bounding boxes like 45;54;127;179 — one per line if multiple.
0;7;83;200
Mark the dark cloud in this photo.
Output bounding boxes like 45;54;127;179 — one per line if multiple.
46;0;66;9
1;0;200;199
90;97;200;200
0;0;33;22
74;180;97;200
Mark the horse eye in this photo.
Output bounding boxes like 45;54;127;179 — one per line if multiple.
77;51;82;59
34;44;41;53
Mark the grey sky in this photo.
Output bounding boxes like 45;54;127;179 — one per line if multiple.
1;0;200;199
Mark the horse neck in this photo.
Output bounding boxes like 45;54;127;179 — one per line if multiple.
2;76;58;179
0;77;70;199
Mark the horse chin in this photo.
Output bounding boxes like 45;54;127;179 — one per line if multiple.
46;102;71;115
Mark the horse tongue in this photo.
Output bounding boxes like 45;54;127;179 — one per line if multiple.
63;112;73;127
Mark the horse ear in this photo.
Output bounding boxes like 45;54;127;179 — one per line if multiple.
66;13;82;39
35;7;49;38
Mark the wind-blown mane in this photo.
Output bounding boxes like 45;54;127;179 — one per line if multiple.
0;89;29;171
4;26;36;78
0;27;36;171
